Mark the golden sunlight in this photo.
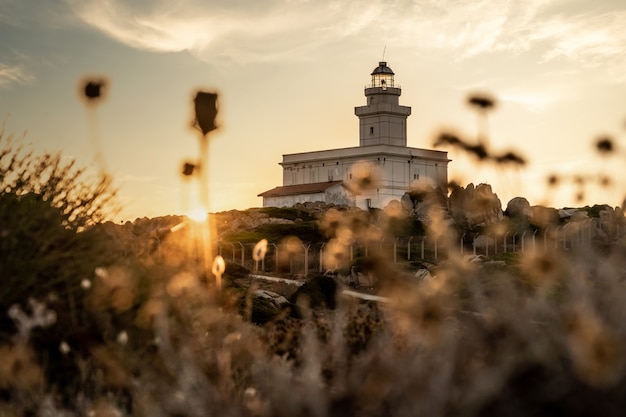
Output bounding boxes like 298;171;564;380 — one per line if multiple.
187;206;208;223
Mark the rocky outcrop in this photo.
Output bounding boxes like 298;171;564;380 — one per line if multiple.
449;183;503;229
396;185;449;226
96;215;185;257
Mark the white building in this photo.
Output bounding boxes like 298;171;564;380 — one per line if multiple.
259;61;450;209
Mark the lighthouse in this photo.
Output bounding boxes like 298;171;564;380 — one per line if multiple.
259;61;450;209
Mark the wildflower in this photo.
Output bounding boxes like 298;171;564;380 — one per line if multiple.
181;161;196;177
212;255;226;290
494;151;526;166
467;143;488;160
253;239;268;262
166;271;197;297
83;79;106;99
595;136;614;155
468;94;496;110
117;331;128;345
599;175;612;187
193;91;219;136
434;132;462;147
547;174;559;187
348;161;381;193
565;308;624;386
59;341;71;355
94;266;108;279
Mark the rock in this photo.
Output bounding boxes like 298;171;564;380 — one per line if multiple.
531;206;559;229
414;268;433;281
449;183;503;229
254;290;289;309
356;272;376;288
401;193;415;213
464;254;488;264
289;275;338;310
559;208;579;219
506;197;532;218
483;260;507;268
250;291;290;324
570;211;589;222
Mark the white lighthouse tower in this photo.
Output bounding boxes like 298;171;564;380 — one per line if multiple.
355;61;412;147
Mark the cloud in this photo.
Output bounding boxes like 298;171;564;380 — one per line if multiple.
500;92;556;113
537;12;626;81
65;0;626;78
0;64;34;88
65;0;381;63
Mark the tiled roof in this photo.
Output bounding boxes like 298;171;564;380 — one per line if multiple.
258;180;344;197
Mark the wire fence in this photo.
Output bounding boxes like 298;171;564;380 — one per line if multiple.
219;219;624;277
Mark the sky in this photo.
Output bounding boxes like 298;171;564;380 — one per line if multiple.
1;0;626;221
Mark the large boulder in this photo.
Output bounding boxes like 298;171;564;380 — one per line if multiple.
249;290;291;324
506;197;532;218
289;275;338;311
531;205;559;229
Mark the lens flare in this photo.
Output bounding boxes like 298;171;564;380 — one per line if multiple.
187;207;208;223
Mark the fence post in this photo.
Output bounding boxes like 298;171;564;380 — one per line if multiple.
302;244;310;276
319;243;325;272
229;243;236;263
393;238;398;263
271;243;278;273
503;233;508;253
237;242;244;266
460;233;465;255
521;231;527;252
407;236;414;260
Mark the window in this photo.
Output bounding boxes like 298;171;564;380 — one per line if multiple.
370;126;374;135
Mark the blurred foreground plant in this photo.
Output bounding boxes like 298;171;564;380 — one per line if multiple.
0;127;119;400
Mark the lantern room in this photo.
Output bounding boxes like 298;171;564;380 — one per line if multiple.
371;61;395;89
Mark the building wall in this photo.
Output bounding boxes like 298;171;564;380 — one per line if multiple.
358;114;407;147
262;184;355;208
279;145;448;209
263;193;327;208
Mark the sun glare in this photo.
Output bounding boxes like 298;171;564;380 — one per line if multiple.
187;206;208;223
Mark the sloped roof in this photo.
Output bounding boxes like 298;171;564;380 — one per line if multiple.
258;180;345;198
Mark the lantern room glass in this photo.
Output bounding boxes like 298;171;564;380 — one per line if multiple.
372;73;394;89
